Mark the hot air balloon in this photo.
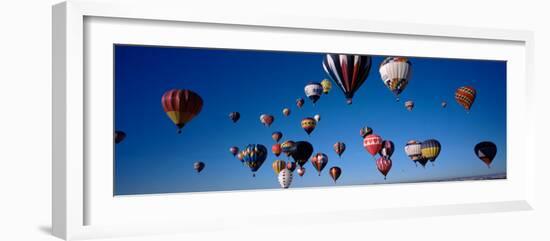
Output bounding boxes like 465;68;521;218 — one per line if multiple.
329;167;341;183
310;153;329;176
242;144;268;177
301;117;317;135
236;151;245;164
379;140;395;158
228;112;240;123
333;142;346;157
281;140;297;157
193;161;205;173
272;160;287;175
291;141;314;168
321;79;332;94
297;167;306;177
286;161;297;172
313;114;321;122
379;57;412;101
474;141;497;168
405;100;414;111
441;101;447;108
363;134;383;157
272;143;282;157
455;86;476;112
272;131;283;143
161;89;203;133
417;157;429;167
296;98;304;108
229;146;239;156
304;82;323;105
282;108;291;117
421;139;441;165
376;157;392;180
114;131;126;144
359;126;373;138
404;140;422;166
278;169;293;189
323;54;372;104
260;114;274;127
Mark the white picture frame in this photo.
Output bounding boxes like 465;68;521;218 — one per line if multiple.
52;1;535;240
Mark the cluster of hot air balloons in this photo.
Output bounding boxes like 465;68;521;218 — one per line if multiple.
115;52;496;191
404;139;441;167
361;129;395;179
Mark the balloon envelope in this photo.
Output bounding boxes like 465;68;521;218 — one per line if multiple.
474;141;497;167
455;86;476;111
421;139;441;163
292;141;314;168
363;134;383;156
304;82;323;104
333;142;346;157
278;169;293;188
242;144;268;176
161;89;203;133
376;157;392;179
323;54;372;104
114;131;126;144
379;57;412;100
301;117;317;135
228;112;240;123
329;167;341;183
310;153;329;176
193;161;205;173
272;131;283;143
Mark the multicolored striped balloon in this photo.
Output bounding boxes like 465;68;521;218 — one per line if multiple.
421;139;441;165
329;166;342;183
310;153;329;176
323;54;372;104
161;89;203;133
272;160;287;175
301;117;317;135
333;142;346;157
376;157;392;179
242;144;268;177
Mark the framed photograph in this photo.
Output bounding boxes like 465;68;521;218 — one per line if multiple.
53;0;535;240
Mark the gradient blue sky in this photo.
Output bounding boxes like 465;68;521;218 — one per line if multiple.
114;45;506;195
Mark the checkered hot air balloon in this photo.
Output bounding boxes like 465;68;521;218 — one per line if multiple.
323;54;372;104
455;86;476;112
379;57;412;101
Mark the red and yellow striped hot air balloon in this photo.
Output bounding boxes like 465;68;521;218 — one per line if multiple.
161;89;203;133
455;86;476;112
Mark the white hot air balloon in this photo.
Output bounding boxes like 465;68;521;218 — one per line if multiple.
404;140;422;165
404;100;414;111
379;57;412;101
314;114;321;122
278;169;293;189
304;82;323;105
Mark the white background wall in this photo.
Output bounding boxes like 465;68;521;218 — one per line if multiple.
0;0;548;240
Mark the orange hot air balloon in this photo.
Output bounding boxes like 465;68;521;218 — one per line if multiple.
161;89;203;133
272;143;282;157
455;86;476;112
329;166;341;183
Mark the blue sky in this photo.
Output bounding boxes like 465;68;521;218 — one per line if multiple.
114;45;506;195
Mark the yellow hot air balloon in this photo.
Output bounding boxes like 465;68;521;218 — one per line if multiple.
321;79;332;94
272;160;287;175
